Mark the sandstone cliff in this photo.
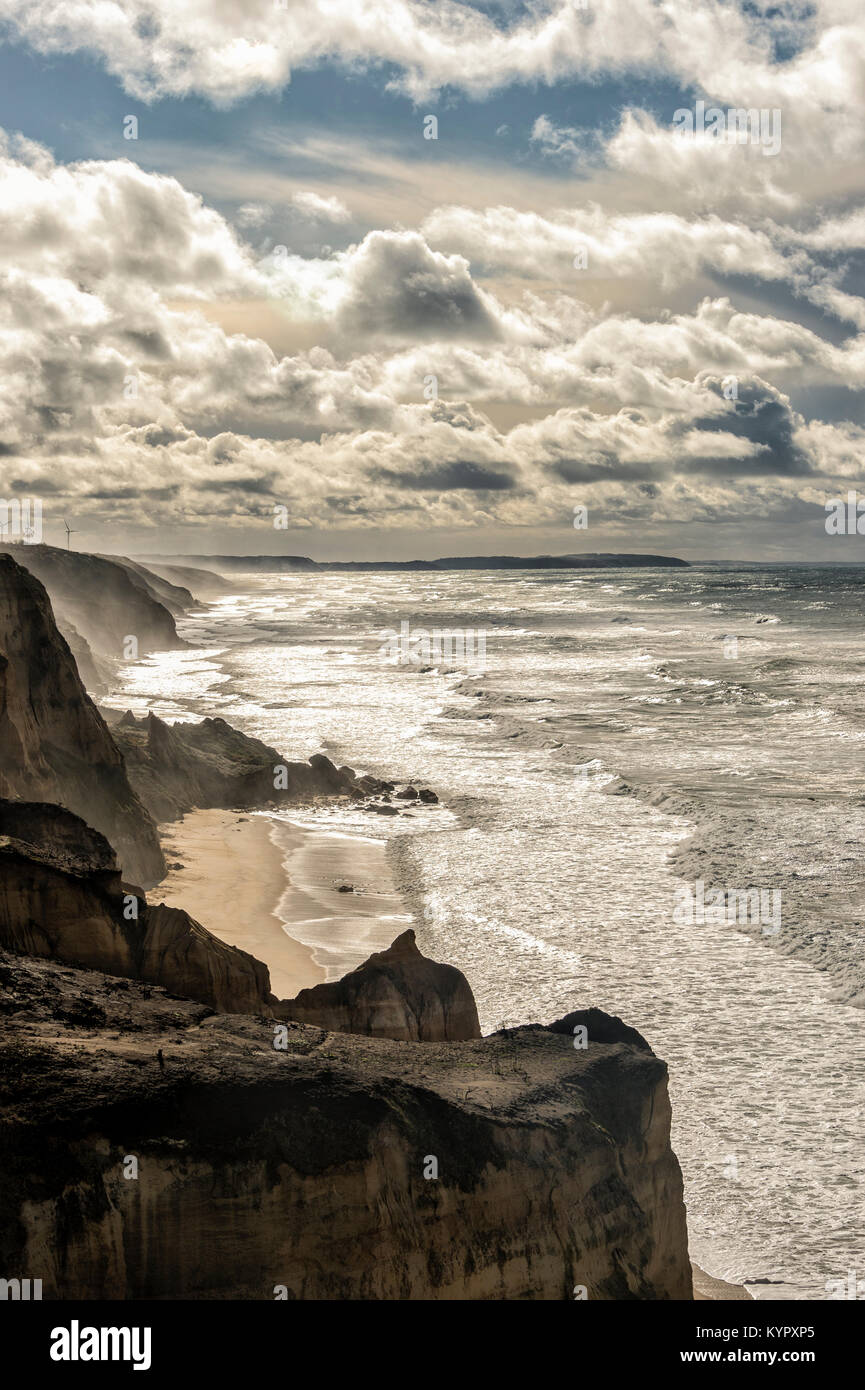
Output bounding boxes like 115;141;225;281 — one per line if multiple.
277;929;481;1041
110;710;368;823
0;554;164;885
96;555;197;618
0;801;270;1014
0;543;186;660
0;947;693;1300
138;561;235;598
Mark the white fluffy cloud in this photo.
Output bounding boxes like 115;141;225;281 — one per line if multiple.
0;0;845;108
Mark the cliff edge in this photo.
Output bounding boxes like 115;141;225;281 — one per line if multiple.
0;554;165;885
0;948;693;1300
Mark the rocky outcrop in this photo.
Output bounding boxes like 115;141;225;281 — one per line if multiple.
110;711;370;823
277;929;481;1041
0;554;164;885
0;801;271;1014
0;947;693;1300
0;543;186;660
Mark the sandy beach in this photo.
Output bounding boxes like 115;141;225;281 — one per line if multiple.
150;809;325;999
149;808;413;999
268;815;415;980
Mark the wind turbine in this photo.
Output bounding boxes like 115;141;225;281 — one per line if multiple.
63;519;79;551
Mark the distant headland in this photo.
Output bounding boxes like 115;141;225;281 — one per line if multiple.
137;552;689;572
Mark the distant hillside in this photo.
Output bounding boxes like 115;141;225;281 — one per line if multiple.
323;553;690;571
139;552;689;573
140;553;318;572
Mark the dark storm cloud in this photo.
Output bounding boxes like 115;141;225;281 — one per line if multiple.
684;379;812;477
203;474;278;495
336;231;502;342
548;454;663;484
375;460;516;491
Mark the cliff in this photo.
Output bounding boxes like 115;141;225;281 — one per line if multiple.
0;801;271;1014
0;543;186;661
277;929;481;1041
110;711;368;823
131;560;235;598
0;555;165;885
0;947;693;1300
96;555;197;617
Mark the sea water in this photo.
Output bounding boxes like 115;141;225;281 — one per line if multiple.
107;564;865;1299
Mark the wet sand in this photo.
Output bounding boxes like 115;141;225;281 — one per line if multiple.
150;809;325;999
268;815;415;980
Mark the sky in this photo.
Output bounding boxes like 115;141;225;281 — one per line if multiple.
0;0;863;561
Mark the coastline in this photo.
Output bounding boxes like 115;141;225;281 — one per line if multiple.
692;1263;753;1301
149;808;413;998
147;810;752;1302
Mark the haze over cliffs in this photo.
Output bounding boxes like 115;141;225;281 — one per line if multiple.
0;543;186;662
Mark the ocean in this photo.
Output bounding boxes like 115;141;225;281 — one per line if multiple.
107;563;865;1300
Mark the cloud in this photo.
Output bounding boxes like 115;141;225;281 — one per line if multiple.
330;230;505;342
290;190;351;222
530;115;585;163
423;203;804;289
0;120;861;551
0;131;260;298
375;459;516;491
0;0;838;112
680;377;812;477
235;202;272;229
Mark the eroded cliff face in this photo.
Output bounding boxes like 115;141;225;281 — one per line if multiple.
277;929;482;1041
0;555;164;885
0;950;693;1301
0;544;186;661
0;801;270;1014
110;710;370;823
